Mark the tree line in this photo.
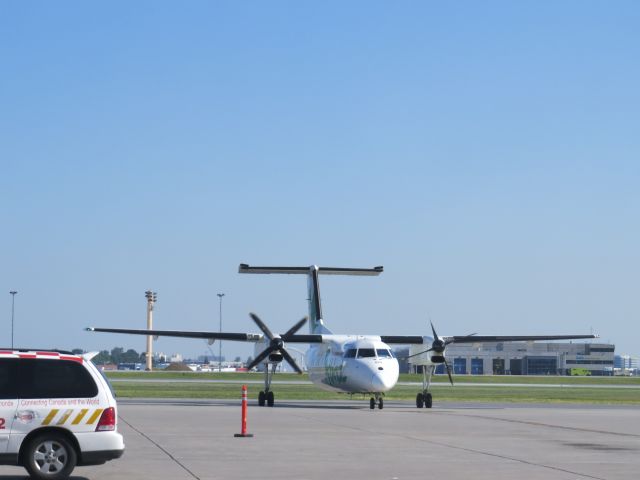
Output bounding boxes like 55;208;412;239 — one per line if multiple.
70;347;249;366
71;347;146;365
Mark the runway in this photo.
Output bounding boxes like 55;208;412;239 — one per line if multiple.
1;400;638;480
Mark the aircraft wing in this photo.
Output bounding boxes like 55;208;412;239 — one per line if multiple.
86;327;323;343
444;334;597;343
88;327;596;344
378;334;596;344
380;336;426;344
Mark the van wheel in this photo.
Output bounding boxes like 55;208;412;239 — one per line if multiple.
24;433;77;480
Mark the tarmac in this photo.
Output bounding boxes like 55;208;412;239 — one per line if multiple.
1;399;638;480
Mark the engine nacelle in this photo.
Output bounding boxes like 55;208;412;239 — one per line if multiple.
268;352;283;363
430;355;445;364
253;338;269;359
408;337;435;365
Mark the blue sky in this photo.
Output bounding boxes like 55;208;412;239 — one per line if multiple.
1;1;638;361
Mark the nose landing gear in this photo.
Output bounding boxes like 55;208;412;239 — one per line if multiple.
369;394;384;409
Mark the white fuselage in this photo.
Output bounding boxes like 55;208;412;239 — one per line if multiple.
304;336;399;394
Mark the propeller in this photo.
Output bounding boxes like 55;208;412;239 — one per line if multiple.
429;322;454;386
246;313;307;374
405;321;477;386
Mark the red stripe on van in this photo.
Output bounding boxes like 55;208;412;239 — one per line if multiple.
60;355;83;363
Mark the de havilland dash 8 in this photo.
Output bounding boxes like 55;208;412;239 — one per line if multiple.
88;264;596;409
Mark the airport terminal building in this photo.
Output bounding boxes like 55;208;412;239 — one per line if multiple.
408;342;615;376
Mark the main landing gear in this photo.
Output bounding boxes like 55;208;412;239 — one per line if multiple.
247;313;306;408
258;363;277;407
369;394;384;410
416;392;432;408
258;390;274;407
416;365;435;408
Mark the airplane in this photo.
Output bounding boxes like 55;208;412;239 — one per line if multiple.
88;264;597;409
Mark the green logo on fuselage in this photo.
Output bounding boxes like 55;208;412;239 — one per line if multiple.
323;350;347;386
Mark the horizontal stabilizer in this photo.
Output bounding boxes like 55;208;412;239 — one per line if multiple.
239;264;383;276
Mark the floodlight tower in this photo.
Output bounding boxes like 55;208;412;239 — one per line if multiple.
9;291;17;349
145;290;157;371
217;293;225;372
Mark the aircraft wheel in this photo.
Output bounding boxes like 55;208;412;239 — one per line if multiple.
267;391;275;407
378;397;383;409
369;398;375;409
425;393;433;408
416;392;424;408
258;391;265;407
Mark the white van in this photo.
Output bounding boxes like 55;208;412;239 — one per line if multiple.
0;350;125;479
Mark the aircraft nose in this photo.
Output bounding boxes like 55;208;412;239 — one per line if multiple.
371;370;396;392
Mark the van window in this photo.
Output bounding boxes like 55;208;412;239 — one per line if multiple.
19;359;98;399
0;359;20;399
96;361;117;397
357;348;376;358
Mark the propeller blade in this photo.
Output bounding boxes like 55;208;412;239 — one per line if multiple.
280;348;303;374
430;321;439;341
247;314;309;373
428;321;447;353
282;316;308;338
250;312;275;340
246;346;274;371
443;357;454;386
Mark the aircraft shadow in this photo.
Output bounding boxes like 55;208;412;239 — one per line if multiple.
266;402;364;410
120;398;366;410
120;398;507;411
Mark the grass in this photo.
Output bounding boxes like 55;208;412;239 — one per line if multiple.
106;372;640;404
106;370;640;385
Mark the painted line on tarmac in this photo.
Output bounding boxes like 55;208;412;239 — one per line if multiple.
118;414;201;480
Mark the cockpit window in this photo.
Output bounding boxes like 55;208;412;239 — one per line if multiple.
344;349;357;358
376;349;393;358
357;348;376;358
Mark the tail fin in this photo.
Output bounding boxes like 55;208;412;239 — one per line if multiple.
306;266;328;334
238;264;383;334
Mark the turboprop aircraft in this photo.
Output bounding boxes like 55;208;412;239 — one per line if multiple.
88;264;596;409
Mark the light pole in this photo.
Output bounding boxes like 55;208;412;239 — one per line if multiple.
217;293;225;372
145;290;157;371
9;291;17;349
